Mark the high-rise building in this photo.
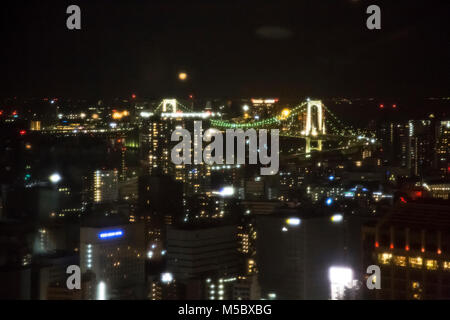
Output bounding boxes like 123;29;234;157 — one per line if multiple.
376;121;411;168
436;121;450;179
362;200;450;299
80;223;145;299
93;170;119;204
256;209;362;300
166;224;240;281
140;119;173;176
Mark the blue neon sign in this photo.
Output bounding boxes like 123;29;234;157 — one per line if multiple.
98;229;124;239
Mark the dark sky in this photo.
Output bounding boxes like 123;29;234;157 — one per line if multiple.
1;0;449;99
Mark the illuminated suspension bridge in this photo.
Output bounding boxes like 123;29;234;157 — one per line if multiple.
153;99;370;155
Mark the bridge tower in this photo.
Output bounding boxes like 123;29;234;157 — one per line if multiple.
305;137;322;154
304;100;325;153
305;100;326;136
162;99;178;113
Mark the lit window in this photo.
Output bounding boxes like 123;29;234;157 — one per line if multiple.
378;253;392;265
443;261;450;270
394;256;407;267
409;257;423;269
426;259;438;270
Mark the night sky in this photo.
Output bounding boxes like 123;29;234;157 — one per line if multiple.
1;0;449;99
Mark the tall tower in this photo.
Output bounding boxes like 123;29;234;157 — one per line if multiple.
305;100;325;136
304;100;325;153
93;170;119;204
162;99;178;113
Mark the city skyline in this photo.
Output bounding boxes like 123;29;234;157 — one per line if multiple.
0;0;449;304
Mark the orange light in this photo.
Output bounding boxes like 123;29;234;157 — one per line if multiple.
375;241;379;248
178;72;188;81
92;114;99;119
392;104;397;109
405;245;410;251
390;243;394;249
132;94;136;99
421;248;425;253
438;249;442;255
379;104;384;109
112;112;123;120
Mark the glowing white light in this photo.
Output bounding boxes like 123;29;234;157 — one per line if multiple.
147;251;154;259
140;111;153;118
213;186;235;197
49;173;61;184
286;218;301;226
242;105;249;111
331;214;343;223
161;112;214;118
109;122;117;128
97;281;106;300
161;272;173;283
329;267;353;300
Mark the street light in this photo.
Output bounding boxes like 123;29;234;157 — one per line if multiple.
49;173;61;184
